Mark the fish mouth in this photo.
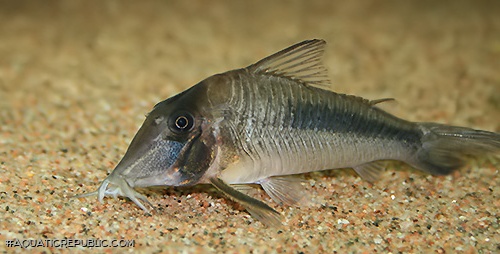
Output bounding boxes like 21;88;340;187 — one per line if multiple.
73;139;186;211
74;172;154;212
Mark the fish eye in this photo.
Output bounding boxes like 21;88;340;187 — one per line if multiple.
175;116;189;129
170;112;194;133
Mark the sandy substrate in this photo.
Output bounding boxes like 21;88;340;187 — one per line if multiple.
1;0;499;253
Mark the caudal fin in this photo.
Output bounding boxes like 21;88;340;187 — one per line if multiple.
411;123;500;175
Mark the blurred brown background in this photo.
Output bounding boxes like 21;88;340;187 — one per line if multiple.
0;0;499;252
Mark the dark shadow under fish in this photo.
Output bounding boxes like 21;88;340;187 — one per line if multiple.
75;39;500;226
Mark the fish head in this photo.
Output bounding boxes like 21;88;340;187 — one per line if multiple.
76;81;221;212
95;85;217;203
118;87;216;188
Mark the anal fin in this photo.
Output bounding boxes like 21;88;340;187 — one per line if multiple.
353;161;386;182
259;176;311;206
209;177;282;227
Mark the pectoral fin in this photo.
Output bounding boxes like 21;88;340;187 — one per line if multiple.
232;184;261;197
259;176;311;206
209;177;282;227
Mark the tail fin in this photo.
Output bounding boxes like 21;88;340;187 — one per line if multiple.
411;123;500;175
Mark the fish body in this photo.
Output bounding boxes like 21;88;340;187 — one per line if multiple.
77;39;500;225
205;69;419;185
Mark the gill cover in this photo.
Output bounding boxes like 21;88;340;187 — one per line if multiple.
165;124;216;186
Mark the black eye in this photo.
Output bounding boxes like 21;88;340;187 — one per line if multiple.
175;116;189;129
170;112;194;133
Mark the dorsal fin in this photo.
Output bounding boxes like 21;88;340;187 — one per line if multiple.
247;39;330;89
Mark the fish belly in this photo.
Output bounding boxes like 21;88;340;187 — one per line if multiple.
219;127;414;184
